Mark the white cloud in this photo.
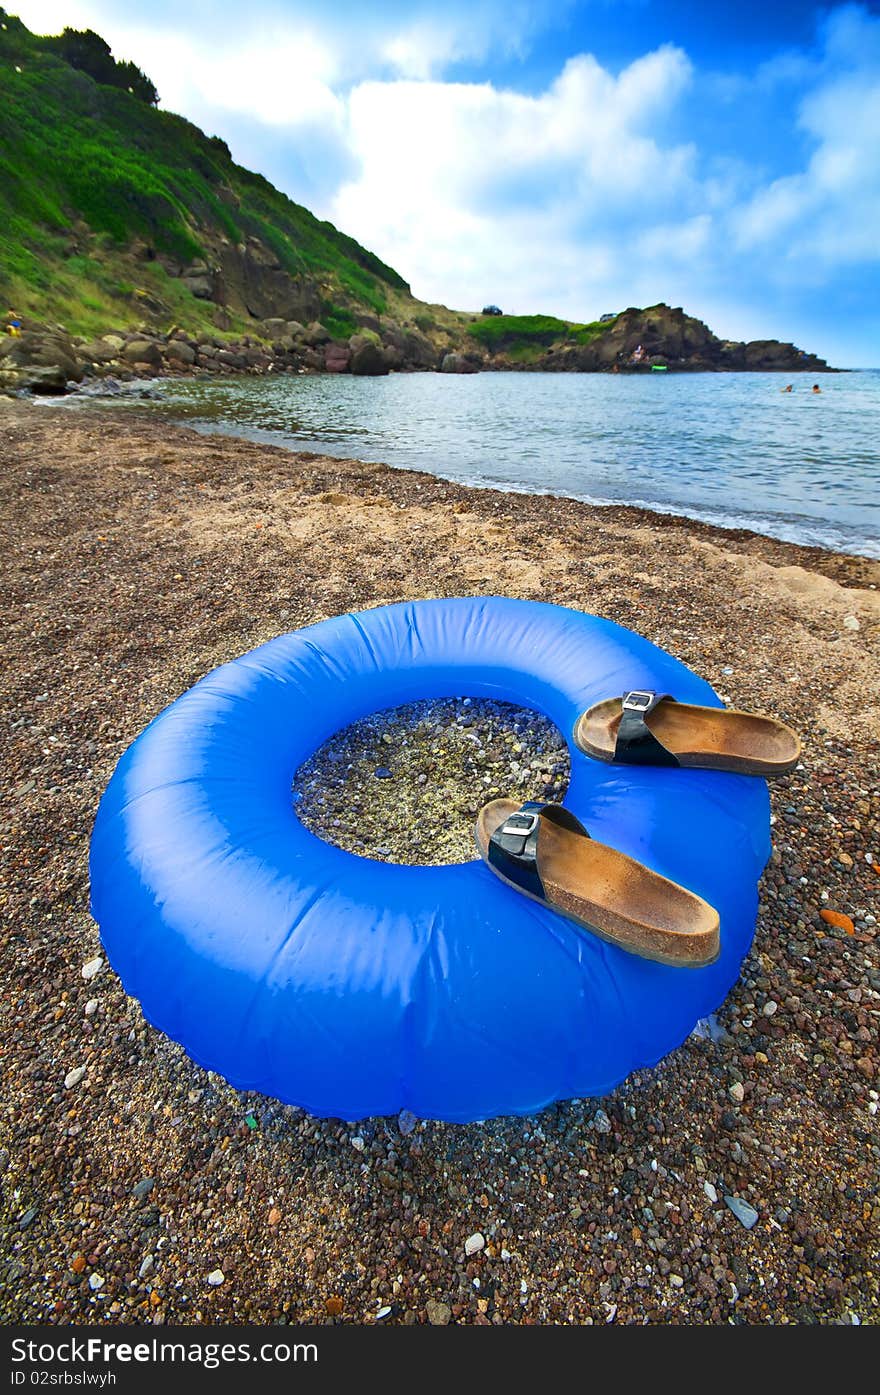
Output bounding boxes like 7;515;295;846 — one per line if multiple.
331;46;697;313
733;7;880;266
123;25;344;130
380;5;534;80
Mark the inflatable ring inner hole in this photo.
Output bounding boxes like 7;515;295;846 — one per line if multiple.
293;696;571;866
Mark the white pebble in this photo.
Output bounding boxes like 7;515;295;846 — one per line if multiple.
375;1306;392;1320
139;1255;154;1278
84;999;98;1017
207;1269;225;1286
464;1232;485;1257
88;1273;104;1291
843;615;860;631
729;1082;745;1103
704;1182;718;1204
669;1274;684;1288
82;956;105;980
350;1135;365;1152
64;1066;86;1090
763;1000;778;1017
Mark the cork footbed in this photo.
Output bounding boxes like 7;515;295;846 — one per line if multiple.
573;697;801;774
474;799;720;968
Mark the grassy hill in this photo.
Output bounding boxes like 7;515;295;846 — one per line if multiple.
0;8;620;357
0;9;418;339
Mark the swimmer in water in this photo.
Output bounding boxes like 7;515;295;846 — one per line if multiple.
812;383;821;393
782;384;793;392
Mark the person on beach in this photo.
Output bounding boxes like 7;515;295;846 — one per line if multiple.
5;310;22;336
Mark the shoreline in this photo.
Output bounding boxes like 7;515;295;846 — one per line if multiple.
1;306;835;394
38;385;880;571
1;400;877;1326
231;442;880;576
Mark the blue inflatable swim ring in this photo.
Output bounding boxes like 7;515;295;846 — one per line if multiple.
89;597;770;1122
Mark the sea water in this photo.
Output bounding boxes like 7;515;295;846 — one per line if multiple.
103;368;880;558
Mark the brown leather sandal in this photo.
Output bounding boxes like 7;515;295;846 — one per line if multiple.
474;799;720;968
573;689;801;775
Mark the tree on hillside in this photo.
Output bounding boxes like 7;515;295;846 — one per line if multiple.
115;59;159;106
44;28;159;105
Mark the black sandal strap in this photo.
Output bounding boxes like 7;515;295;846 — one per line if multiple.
614;690;680;767
487;801;590;901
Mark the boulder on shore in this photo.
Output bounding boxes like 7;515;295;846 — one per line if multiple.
0;325;83;392
350;339;388;376
122;339;162;366
165;340;196;365
324;342;351;373
441;352;479;374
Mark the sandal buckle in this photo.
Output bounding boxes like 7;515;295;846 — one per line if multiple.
500;811;540;837
622;689;655;712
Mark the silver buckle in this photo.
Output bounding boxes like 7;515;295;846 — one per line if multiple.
622;690;655;712
500;811;540;837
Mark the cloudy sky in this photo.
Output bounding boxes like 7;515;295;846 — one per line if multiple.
14;0;880;365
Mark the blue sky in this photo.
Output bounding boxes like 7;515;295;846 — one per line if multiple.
14;1;880;364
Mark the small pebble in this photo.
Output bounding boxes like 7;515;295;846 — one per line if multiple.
820;909;854;933
81;957;104;980
426;1299;452;1325
88;1274;104;1291
64;1066;86;1090
207;1270;225;1287
725;1195;759;1229
465;1233;485;1257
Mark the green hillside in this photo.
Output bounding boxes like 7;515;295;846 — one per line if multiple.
467;313;615;362
0;9;414;338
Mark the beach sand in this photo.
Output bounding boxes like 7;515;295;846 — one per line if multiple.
1;398;877;1326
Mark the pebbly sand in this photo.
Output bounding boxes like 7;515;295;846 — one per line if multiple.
0;398;877;1327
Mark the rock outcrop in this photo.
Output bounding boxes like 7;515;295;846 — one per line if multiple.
172;235;324;325
494;305;830;374
0;301;832;398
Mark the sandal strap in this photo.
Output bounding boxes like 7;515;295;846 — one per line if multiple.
487;801;590;901
614;690;680;767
